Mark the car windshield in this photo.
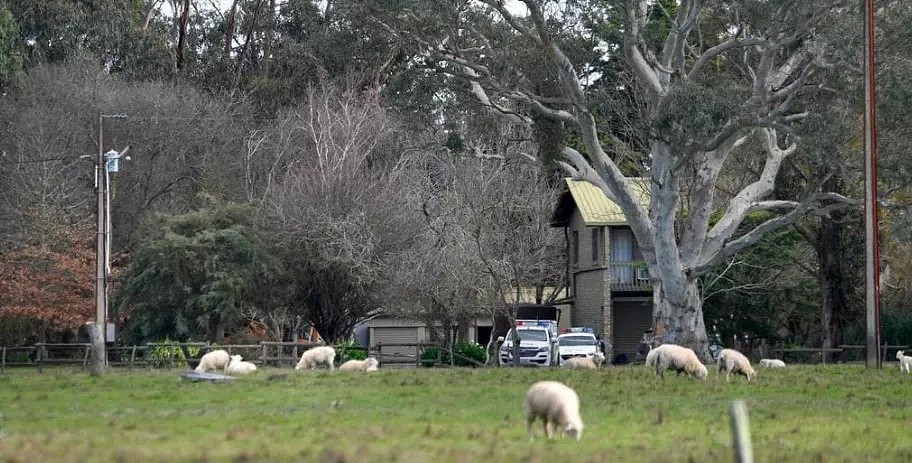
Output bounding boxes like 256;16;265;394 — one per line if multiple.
559;335;596;346
514;329;548;342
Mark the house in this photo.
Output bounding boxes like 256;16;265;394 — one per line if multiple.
550;178;653;361
356;288;569;366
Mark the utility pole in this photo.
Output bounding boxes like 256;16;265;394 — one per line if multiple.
88;114;128;376
863;0;881;369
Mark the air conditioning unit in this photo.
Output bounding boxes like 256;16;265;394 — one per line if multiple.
636;268;650;281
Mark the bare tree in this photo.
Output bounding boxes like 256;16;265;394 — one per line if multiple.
263;83;413;342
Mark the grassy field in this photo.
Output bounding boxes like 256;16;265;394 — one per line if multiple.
0;364;908;462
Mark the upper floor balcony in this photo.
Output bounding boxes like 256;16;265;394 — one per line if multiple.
610;261;652;292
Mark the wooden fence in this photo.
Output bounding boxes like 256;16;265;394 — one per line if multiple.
0;341;489;372
0;341;368;373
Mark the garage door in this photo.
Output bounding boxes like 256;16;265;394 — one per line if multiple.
373;327;420;365
612;301;653;360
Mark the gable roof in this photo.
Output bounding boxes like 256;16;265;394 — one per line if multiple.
551;177;650;227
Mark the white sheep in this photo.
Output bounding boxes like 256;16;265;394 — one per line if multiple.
717;348;756;382
645;344;671;369
523;381;584;442
194;349;230;372
562;352;606;370
758;358;786;368
225;354;258;376
897;350;912;373
654;344;707;380
338;357;380;372
295;346;336;371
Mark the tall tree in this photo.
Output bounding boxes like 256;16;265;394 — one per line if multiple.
379;0;859;355
114;202;261;343
0;228;94;345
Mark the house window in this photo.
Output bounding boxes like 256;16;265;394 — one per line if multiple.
610;227;635;283
591;228;602;262
571;231;579;265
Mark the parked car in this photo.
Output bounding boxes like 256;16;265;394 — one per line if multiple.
557;328;600;366
498;320;559;367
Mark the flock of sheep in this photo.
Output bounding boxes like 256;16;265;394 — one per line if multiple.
525;344;792;441
188;342;818;443
192;345;379;376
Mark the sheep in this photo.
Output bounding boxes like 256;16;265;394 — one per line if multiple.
338;357;380;372
225;355;258;376
523;381;584;442
717;348;756;382
759;358;786;368
295;346;336;371
194;349;230;373
645;344;672;369
562;352;606;370
653;344;707;380
897;350;912;373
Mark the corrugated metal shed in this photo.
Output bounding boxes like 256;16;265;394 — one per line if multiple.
563;178;650;226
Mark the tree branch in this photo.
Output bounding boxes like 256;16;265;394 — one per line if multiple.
686;37;767;82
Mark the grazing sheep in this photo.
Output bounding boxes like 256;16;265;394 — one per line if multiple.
645;344;671;369
759;358;786;368
225;355;257;376
897;350;912;373
562;352;606;370
717;348;756;382
523;381;584;442
295;346;336;371
194;349;230;373
338;357;380;372
654;344;707;380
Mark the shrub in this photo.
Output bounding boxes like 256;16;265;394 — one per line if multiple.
444;341;486;366
420;346;440;367
147;339;203;368
334;340;368;364
421;342;486;367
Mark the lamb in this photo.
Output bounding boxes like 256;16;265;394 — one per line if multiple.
759;358;786;368
897;350;912;373
225;355;258;376
194;349;230;372
338;357;380;372
523;381;584;442
562;352;606;370
654;344;707;380
294;346;336;371
717;348;756;382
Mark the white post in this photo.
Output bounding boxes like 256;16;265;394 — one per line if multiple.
729;400;754;463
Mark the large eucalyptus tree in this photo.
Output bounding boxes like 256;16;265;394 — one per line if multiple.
377;0;859;355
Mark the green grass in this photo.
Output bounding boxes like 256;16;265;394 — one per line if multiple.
0;364;908;462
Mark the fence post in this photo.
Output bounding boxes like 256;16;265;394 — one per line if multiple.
293;344;299;368
168;343;175;369
377;343;382;366
37;344;43;374
129;345;137;370
1;347;5;374
82;345;91;370
729;400;754;463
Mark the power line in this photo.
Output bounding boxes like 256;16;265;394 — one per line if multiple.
0;156;85;166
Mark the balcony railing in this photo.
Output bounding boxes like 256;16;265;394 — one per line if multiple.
610;261;652;291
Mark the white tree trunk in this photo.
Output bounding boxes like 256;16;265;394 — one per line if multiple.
652;277;710;360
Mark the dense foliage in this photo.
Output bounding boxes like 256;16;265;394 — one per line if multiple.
1;0;912;350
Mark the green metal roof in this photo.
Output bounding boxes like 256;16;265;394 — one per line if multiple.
563;177;650;226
